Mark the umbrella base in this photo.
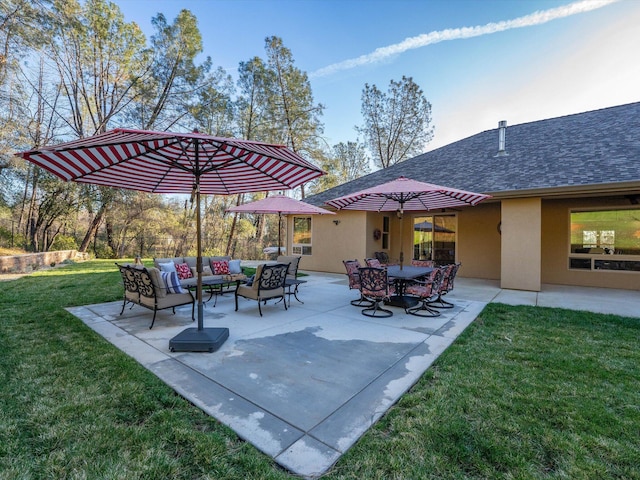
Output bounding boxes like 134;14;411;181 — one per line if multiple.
169;327;229;353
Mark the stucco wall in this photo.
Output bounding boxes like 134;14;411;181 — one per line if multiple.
542;197;640;290
292;211;368;273
501;198;542;291
290;195;640;291
457;202;502;280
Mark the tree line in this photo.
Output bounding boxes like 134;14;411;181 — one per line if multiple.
0;0;433;259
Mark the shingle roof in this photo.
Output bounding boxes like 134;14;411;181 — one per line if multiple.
307;101;640;206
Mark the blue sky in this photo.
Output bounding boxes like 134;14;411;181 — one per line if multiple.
116;0;640;152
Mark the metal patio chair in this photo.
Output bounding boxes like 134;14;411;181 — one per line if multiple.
343;259;375;307
358;267;396;317
428;262;461;309
404;267;445;317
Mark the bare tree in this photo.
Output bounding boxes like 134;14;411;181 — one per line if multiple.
359;75;434;169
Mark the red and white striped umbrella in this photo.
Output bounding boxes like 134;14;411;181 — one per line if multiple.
325;176;490;212
15;128;324;194
228;194;334;216
227;194;334;254
325;176;490;269
16;128;325;352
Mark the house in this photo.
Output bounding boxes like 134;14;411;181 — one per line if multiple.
294;101;640;292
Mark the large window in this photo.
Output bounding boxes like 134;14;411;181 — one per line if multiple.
413;215;456;264
569;208;640;271
292;216;312;255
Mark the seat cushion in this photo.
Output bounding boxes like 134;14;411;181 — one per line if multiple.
236;284;259;300
147;267;167;298
156;291;193;309
277;255;301;278
236;284;284;301
190;265;214;277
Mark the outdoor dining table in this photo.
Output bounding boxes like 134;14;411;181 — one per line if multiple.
385;265;434;308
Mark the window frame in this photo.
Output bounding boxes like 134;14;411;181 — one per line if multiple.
412;214;457;263
291;216;312;256
568;207;640;272
381;215;390;250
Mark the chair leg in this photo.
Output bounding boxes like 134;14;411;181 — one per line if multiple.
351;294;375;307
427;294;454;309
361;298;393;317
258;299;263;317
149;309;157;329
406;300;441;317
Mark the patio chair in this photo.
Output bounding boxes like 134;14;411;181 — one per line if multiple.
428;262;461;309
411;259;435;268
374;251;399;266
343;260;375;307
277;255;306;305
116;263;195;329
364;257;383;268
358;267;396;317
404;267;445;317
235;263;290;316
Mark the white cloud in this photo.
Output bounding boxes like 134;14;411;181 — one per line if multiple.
426;1;640;150
311;0;620;78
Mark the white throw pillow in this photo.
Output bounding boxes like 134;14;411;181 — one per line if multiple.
228;259;242;274
158;261;177;274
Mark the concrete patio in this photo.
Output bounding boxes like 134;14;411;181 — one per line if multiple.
67;272;640;478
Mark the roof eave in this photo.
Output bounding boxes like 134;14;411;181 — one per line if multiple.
486;181;640;200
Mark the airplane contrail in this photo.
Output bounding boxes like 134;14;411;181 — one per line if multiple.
310;0;619;78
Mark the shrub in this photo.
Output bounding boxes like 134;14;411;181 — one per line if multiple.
50;234;79;251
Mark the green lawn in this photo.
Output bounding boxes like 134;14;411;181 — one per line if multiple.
1;259;638;479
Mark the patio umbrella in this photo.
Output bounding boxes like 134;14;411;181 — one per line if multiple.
16;128;325;352
227;194;334;255
325;176;490;269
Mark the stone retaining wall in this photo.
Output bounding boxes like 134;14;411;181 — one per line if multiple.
0;250;88;274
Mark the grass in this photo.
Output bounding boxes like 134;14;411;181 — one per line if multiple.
1;260;639;479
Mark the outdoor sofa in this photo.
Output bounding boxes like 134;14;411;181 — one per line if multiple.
153;256;247;288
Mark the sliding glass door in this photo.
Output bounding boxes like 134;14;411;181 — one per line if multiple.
413;215;456;264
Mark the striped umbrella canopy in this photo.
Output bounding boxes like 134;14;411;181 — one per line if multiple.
16;128;325;352
325;176;490;268
227;194;334;254
325;176;490;212
15;128;323;194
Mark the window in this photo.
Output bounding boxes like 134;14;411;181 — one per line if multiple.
569;208;640;271
413;215;456;264
292;216;312;255
382;216;390;250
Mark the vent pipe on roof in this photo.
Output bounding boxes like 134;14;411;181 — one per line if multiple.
496;120;508;156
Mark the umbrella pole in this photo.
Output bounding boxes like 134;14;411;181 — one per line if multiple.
196;182;204;330
399;205;404;270
278;212;282;256
169;142;229;353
